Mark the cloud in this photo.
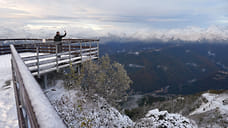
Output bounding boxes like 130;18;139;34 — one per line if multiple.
100;26;228;43
0;0;228;41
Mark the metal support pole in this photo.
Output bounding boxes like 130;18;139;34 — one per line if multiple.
78;64;80;75
36;45;40;78
44;74;48;89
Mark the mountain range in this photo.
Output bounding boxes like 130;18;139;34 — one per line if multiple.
100;42;228;95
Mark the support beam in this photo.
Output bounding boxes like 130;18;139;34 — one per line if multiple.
43;74;48;89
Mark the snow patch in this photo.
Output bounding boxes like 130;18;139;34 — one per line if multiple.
128;64;144;68
135;109;197;128
190;93;228;115
208;51;216;57
0;54;18;128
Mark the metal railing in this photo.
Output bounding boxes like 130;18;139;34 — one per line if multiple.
0;38;99;55
11;44;66;128
21;41;99;77
1;39;99;77
7;38;100;128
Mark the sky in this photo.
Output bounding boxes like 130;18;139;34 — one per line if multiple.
0;0;228;41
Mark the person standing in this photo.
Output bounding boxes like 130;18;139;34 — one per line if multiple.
54;31;67;42
54;31;67;57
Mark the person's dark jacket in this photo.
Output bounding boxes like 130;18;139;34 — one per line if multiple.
54;33;66;41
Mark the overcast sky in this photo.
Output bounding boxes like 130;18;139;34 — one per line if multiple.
0;0;228;41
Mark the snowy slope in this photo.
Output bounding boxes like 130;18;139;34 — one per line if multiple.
190;92;228;115
188;92;228;128
0;54;18;128
45;80;198;128
135;109;197;128
45;80;134;128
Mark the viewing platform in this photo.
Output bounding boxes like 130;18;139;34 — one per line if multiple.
0;38;99;128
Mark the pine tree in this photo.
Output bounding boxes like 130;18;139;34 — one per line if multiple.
65;55;132;108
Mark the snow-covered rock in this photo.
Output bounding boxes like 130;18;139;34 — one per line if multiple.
135;109;197;128
45;81;134;128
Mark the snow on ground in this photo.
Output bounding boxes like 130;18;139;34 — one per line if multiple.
122;95;144;110
45;80;134;128
45;80;198;128
190;92;228;115
135;109;197;128
0;54;18;128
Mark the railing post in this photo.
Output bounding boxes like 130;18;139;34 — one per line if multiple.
97;40;99;59
89;41;92;59
56;43;59;72
69;41;71;63
80;41;82;62
36;44;40;78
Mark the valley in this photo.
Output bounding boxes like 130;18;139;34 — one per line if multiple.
100;42;228;94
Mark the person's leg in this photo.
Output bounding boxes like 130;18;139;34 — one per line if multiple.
57;43;61;58
60;43;62;53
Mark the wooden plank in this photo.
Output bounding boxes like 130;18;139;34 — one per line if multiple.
30;55;81;72
32;55;98;76
32;60;82;76
25;54;79;67
29;55;82;72
22;53;56;61
82;51;98;56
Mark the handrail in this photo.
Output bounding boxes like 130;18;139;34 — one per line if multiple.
0;39;100;55
11;44;66;128
0;38;99;42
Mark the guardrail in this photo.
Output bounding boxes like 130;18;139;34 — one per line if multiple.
0;38;100;55
20;41;99;77
1;39;99;77
11;44;66;128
